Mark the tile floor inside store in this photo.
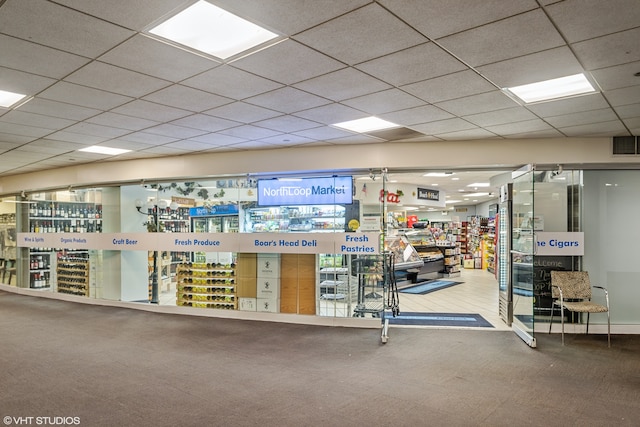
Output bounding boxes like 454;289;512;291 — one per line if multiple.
160;268;510;331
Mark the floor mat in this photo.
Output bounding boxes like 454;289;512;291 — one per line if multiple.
399;280;461;295
384;312;494;328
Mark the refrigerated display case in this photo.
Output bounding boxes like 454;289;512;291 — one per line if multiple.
497;183;513;325
190;204;239;264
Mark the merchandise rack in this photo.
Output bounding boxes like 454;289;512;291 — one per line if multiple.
175;262;237;309
352;252;400;343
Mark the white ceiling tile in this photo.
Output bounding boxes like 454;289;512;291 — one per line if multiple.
292;103;367;125
401;70;495;103
0;111;76;130
96;139;157;151
0;67;57;96
380;105;455;126
204;102;281;123
142;124;208;139
544;109;619;128
558;120;629;137
526;93;610;117
232;39;344;85
435;91;519;116
98;35;219;82
508;129;565;139
623;117;640;133
245;88;332;114
187;133;247;146
212;0;371;35
142;85;233;112
223;140;281;150
0;0;134;58
161;140;215;152
182;65;283;100
411;118;478;135
170;114;241;133
477;47;584;88
139;145;191;155
590;61;640;90
53;0;186;31
615;104;640;120
341;89;425;115
463;107;538;127
60;122;131;139
435;129;500;140
573;28;640;70
438;10;565;67
292;126;355;141
0;34;90;79
0;122;53;138
545;0;640;43
45;131;108;145
16;99;101;121
604;86;640;107
115;132;178;145
85;112;160;132
65;61;171;98
356;43;467;87
110;100;192;122
293;68;391;102
294;4;426;65
485;119;555;136
328;135;385;145
0;133;35;145
253;115;321;133
380;0;538;39
21;139;88;152
256;134;317;146
38;82;133;110
219;125;282;140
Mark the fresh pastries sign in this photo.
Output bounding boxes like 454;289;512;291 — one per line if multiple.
258;176;353;206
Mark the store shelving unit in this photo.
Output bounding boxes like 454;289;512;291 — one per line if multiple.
56;255;90;297
175;262;237;309
157;207;190;232
247;205;345;232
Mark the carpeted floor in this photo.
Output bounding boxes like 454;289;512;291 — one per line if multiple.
1;290;639;426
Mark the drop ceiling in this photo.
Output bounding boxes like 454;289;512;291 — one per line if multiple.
0;0;639;189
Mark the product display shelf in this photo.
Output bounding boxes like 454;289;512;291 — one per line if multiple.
439;245;461;278
157;207;191;232
248;205;346;232
56;256;89;297
175;262;237;309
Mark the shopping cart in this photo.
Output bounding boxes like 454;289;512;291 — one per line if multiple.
352;252;400;343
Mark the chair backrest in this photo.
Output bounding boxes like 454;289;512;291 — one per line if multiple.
550;271;592;300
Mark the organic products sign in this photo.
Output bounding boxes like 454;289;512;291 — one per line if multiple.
258;176;352;206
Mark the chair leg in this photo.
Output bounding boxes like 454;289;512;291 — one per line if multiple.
607;311;611;348
560;304;565;345
549;304;554;334
586;312;590;335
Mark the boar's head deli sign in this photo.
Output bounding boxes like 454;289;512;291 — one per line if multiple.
417;187;440;201
258;176;352;206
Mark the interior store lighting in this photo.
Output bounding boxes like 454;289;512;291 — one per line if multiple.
423;172;455;177
148;0;279;60
0;89;27;108
505;73;596;103
332;117;400;133
79;146;131;156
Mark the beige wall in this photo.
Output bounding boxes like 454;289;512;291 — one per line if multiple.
1;137;638;195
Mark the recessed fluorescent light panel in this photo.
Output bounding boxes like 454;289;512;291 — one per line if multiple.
79;146;131;156
0;90;27;108
506;73;596;103
423;172;455;177
467;182;490;187
148;0;279;60
333;117;400;133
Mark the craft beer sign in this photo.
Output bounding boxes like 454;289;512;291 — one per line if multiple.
258;176;352;206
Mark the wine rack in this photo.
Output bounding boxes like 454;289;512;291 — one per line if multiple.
57;256;90;297
176;262;237;309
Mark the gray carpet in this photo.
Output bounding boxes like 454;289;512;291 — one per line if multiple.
1;290;639;426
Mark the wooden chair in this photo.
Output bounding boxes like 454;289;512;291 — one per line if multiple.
549;271;610;347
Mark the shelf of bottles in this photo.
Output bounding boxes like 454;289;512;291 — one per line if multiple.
157;207;190;233
26;193;102;289
247;205;345;232
56;255;90;297
175;262;237;309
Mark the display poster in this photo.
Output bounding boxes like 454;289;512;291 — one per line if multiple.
17;231;381;255
535;232;584;256
257;176;353;206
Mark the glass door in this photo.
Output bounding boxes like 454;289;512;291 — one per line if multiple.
511;166;536;347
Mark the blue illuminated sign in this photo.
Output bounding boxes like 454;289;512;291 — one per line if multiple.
258;176;353;206
189;204;239;217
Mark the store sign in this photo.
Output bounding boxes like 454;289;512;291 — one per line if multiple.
417;187;440;201
189;204;239;217
17;231;380;254
257;176;352;206
535;232;584;256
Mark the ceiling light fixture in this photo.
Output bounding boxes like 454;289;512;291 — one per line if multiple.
423;172;455;177
79;146;131;156
467;182;490;187
0;89;27;108
505;73;596;103
333;117;400;133
148;0;279;60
